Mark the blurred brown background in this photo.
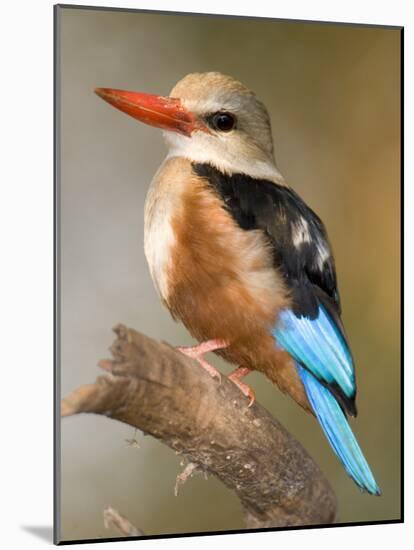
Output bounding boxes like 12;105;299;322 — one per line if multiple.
58;6;401;542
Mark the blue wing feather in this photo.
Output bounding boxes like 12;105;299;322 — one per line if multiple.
273;305;380;494
297;363;380;495
274;305;355;400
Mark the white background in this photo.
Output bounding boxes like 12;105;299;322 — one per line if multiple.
0;0;410;549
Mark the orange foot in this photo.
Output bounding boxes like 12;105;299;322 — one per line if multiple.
177;339;228;381
228;366;255;407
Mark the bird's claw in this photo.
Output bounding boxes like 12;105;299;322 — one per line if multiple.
228;367;255;407
231;379;255;407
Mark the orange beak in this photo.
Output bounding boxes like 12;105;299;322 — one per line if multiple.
95;87;205;137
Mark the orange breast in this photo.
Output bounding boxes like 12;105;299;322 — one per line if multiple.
163;159;310;411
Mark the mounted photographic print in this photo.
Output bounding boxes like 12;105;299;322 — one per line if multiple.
55;4;403;544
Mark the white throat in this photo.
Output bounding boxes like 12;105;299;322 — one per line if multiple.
163;131;284;183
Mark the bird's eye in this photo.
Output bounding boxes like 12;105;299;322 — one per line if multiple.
208;112;236;132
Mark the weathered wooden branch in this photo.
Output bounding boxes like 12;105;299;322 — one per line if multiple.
103;506;144;537
61;324;337;529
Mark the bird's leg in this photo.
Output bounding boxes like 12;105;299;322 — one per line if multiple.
228;366;255;407
178;341;255;406
176;339;228;381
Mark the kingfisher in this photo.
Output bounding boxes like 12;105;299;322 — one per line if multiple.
95;72;380;495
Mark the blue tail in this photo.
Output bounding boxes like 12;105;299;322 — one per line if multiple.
297;363;381;495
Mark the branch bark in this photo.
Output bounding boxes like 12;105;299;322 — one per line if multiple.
103;506;144;537
61;324;337;529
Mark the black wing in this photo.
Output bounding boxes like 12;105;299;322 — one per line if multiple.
193;162;340;316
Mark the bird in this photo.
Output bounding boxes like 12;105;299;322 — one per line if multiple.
95;72;380;495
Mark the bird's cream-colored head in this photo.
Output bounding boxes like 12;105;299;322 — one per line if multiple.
165;72;280;180
95;72;282;182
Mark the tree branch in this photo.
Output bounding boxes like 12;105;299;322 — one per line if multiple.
103;506;144;537
61;324;337;529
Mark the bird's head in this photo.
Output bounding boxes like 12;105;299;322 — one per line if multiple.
95;72;282;181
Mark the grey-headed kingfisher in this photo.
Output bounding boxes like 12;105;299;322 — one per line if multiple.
95;72;380;495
